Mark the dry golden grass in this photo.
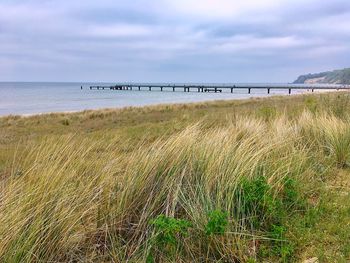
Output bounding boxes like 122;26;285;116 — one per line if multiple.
0;93;349;262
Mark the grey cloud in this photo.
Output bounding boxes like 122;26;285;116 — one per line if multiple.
0;0;350;82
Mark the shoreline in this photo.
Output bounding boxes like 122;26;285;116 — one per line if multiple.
1;93;277;118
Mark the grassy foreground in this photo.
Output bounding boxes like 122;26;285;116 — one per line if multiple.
0;93;350;262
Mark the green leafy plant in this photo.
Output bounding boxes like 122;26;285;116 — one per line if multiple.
269;224;294;261
240;175;302;261
148;215;192;262
205;210;228;235
240;176;279;226
282;177;303;208
150;214;191;248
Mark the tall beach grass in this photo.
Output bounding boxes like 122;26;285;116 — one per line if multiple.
0;93;350;262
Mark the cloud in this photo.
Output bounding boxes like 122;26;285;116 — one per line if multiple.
86;24;154;38
0;0;350;82
211;35;306;53
160;0;281;20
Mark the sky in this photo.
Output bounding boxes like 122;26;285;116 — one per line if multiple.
1;0;350;83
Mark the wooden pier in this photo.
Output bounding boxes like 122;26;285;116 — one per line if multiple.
89;83;350;94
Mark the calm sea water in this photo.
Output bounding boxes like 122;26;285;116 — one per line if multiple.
0;82;303;116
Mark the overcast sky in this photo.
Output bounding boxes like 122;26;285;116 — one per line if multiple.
1;0;350;82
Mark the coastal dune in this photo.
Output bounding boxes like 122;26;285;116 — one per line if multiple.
0;93;349;262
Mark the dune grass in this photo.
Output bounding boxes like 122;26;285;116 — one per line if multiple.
0;93;350;262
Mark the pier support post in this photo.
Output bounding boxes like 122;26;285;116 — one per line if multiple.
138;86;141;91
214;87;217;93
198;87;200;92
248;88;251;94
149;86;151;91
267;88;270;94
312;89;314;92
130;86;132;90
184;87;186;92
160;87;163;91
231;87;233;93
173;86;175;92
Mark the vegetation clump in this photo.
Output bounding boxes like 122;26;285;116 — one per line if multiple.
205;210;228;236
148;215;191;261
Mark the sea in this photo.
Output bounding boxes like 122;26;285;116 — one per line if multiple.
0;82;307;116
